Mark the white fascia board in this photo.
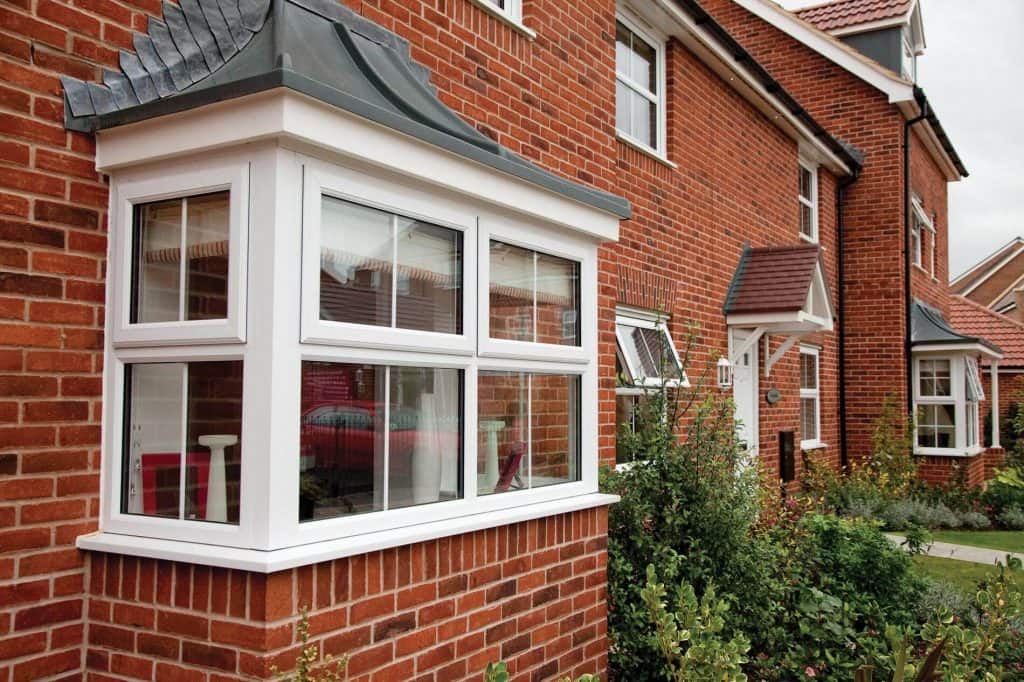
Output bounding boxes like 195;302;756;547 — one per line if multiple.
828;17;907;38
646;0;851;175
731;0;915;105
958;245;1024;297
984;271;1024;310
951;238;1024;287
77;493;620;573
912;343;1003;360
94;89;621;243
902;109;963;182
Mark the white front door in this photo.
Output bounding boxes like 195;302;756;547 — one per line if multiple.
731;329;759;459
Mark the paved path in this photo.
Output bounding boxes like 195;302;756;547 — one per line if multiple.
886;534;1024;565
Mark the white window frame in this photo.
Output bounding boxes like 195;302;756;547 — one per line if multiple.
913;354;985;456
477;0;521;23
300;161;477;356
799;159;818;243
614;11;667;158
614;307;687;388
901;30;916;82
911;196;934;273
799;345;821;449
110;162;249;347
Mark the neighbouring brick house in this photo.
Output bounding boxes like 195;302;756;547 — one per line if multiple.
0;1;996;682
952;237;1024;321
701;0;1006;486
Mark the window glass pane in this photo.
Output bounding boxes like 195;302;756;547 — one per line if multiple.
123;361;243;524
536;252;579;346
300;362;386;521
478;371;528;496
615;80;630;136
319;197;394;327
615;21;631;76
185;361;243;523
630;91;655;148
489;241;535;342
918;359;951;396
531;373;579;489
799;167;813;200
477;372;580;495
800;352;817;390
628;30;656;92
133;199;182;323
615;393;645;464
917;403;956;448
395;219;462;334
800;203;814;239
185;192;230;321
299;362;462;522
801;397;818;442
387;366;462;511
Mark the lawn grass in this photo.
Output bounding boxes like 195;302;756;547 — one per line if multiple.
912;555;1009;593
920;530;1024;554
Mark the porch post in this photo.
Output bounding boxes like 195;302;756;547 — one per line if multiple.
991;361;1001;449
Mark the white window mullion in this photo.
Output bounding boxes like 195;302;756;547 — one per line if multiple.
526;373;533;489
177;363;188;520
383;366;391;511
178;198;188;322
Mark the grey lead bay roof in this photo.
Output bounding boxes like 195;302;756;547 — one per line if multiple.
911;299;1001;354
61;0;631;220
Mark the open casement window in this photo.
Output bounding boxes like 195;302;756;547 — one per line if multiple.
112;163;249;346
615;12;666;156
799;161;818;242
799;346;821;449
914;355;986;456
911;196;934;273
615;310;686;388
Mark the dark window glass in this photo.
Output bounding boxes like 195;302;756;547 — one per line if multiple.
299;362;463;522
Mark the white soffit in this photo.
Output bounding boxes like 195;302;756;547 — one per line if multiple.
94;89;622;243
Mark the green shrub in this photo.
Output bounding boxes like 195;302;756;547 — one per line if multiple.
997;505;1024;530
641;564;749;682
957;511;991;530
982;480;1024;517
915;579;971;623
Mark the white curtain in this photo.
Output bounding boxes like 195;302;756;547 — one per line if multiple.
412;368;460;504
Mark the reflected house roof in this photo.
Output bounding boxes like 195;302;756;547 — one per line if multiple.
61;0;631;220
910;299;1002;356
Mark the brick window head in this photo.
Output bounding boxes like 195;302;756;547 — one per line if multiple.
615;13;666;156
799;345;821;449
799;161;818;242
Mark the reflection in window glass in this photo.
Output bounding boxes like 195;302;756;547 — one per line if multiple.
123;361;243;524
132;192;230;324
918;359;951;397
477;371;579;495
319;196;462;334
615;20;659;149
489;241;579;346
299;362;462;522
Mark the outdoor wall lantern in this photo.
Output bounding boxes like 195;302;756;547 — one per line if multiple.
717;357;733;389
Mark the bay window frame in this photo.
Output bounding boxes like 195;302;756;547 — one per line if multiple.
110;162;250;347
913;354;984;457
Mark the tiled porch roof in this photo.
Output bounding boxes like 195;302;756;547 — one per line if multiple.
796;0;913;33
723;244;820;315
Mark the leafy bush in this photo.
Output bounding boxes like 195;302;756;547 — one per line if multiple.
878;499;962;531
915;580;972;623
997;505;1024;530
957;511;991;530
641;565;749;681
983;479;1024;518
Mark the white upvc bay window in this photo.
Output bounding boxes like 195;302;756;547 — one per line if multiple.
89;92;618;571
913;354;985;456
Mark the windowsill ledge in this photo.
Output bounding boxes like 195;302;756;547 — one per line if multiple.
466;0;537;39
801;441;827;451
615;133;677;169
76;493;619;573
913;447;984;459
799;233;818;245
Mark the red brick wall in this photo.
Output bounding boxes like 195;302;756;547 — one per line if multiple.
909;129;951;313
83;509;608;681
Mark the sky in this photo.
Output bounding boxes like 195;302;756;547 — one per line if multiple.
776;0;1024;281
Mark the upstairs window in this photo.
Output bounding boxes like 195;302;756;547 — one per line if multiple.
799;346;820;448
911;196;934;273
799;161;818;242
615;15;665;156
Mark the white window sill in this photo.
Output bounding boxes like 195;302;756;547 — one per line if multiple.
913;447;983;458
615;133;676;169
466;0;536;39
799;232;818;244
801;441;827;451
913;263;928;274
76;493;619;573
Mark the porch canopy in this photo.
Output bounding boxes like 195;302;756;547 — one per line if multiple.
723;244;834;375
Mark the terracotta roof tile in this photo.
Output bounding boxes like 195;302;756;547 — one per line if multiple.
724;244;820;315
950;296;1024;367
796;0;913;32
